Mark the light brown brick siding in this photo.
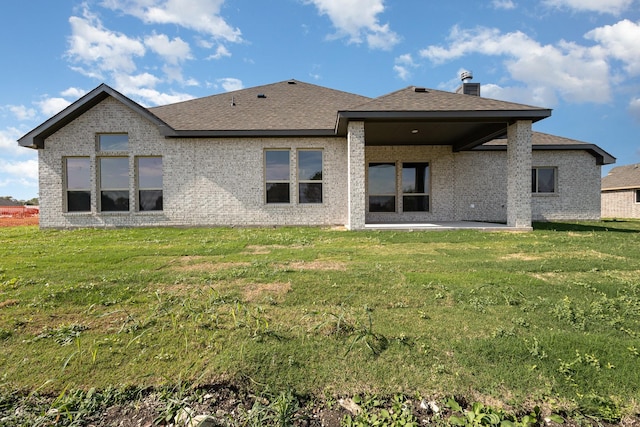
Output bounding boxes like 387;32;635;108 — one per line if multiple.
37;97;602;228
602;190;640;218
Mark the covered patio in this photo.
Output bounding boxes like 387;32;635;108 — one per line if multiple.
337;86;552;231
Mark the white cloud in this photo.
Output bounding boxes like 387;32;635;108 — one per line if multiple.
305;0;400;50
420;25;611;105
0;127;28;157
7;105;37;121
36;97;72;117
144;33;192;64
217;78;243;92
102;0;242;42
207;45;231;60
0;158;38;181
492;0;516;10
543;0;633;15
394;54;418;81
60;87;87;99
67;6;145;75
586;19;640;76
629;97;640;122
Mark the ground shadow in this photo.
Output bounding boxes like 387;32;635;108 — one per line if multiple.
533;220;640;233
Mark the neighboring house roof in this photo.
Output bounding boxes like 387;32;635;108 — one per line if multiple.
478;132;616;165
601;163;640;190
0;198;22;207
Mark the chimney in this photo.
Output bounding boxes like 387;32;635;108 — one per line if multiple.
456;71;480;96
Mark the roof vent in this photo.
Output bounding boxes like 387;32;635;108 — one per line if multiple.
414;87;427;93
461;71;473;82
287;80;297;84
257;94;267;98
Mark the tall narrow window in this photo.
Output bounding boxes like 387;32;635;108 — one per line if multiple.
368;163;396;212
98;134;128;151
137;157;163;211
298;150;323;203
532;167;556;193
65;157;91;212
100;157;130;211
265;150;290;203
402;162;429;212
636;189;640;203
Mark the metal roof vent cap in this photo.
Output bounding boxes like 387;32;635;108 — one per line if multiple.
461;71;473;82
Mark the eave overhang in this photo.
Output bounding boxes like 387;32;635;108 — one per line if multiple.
162;129;337;138
475;143;616;166
335;109;552;150
18;84;173;149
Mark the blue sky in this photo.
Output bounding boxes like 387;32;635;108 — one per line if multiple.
2;0;639;201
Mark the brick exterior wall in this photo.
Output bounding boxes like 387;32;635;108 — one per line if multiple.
37;97;602;228
602;190;640;218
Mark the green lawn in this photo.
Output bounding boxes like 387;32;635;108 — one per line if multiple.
1;221;639;423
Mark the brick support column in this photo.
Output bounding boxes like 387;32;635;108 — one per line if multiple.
506;120;532;229
347;121;366;230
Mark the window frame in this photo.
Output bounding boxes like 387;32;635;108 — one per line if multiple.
97;133;129;152
136;156;163;212
368;162;397;213
532;167;557;194
401;162;430;212
64;157;92;213
635;189;640;204
297;149;323;204
265;149;291;204
98;156;130;212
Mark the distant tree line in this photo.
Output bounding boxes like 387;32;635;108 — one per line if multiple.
0;196;39;206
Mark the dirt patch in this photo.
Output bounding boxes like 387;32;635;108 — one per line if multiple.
500;253;543;261
171;257;250;272
0;299;19;309
243;282;291;303
285;261;347;271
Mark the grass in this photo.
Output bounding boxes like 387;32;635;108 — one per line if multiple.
1;221;639;423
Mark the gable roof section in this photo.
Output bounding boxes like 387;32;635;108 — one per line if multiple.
18;84;172;149
477;132;616;165
150;80;370;136
602;163;640;190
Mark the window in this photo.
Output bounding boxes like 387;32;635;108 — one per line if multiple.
265;150;290;203
65;157;91;212
402;162;429;212
137;157;163;211
298;150;323;203
98;134;128;151
636;189;640;204
99;157;129;211
532;167;556;193
368;163;396;212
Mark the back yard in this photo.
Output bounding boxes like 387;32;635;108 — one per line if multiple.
0;222;639;426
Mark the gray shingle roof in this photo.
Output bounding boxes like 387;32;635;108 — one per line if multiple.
349;86;547;112
149;80;370;131
602;163;640;190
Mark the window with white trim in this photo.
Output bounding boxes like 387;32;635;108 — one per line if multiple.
65;157;91;212
532;167;556;193
298;150;323;204
265;150;290;204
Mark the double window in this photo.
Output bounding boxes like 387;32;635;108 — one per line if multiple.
265;149;323;204
63;133;163;213
532;167;556;193
368;162;430;213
